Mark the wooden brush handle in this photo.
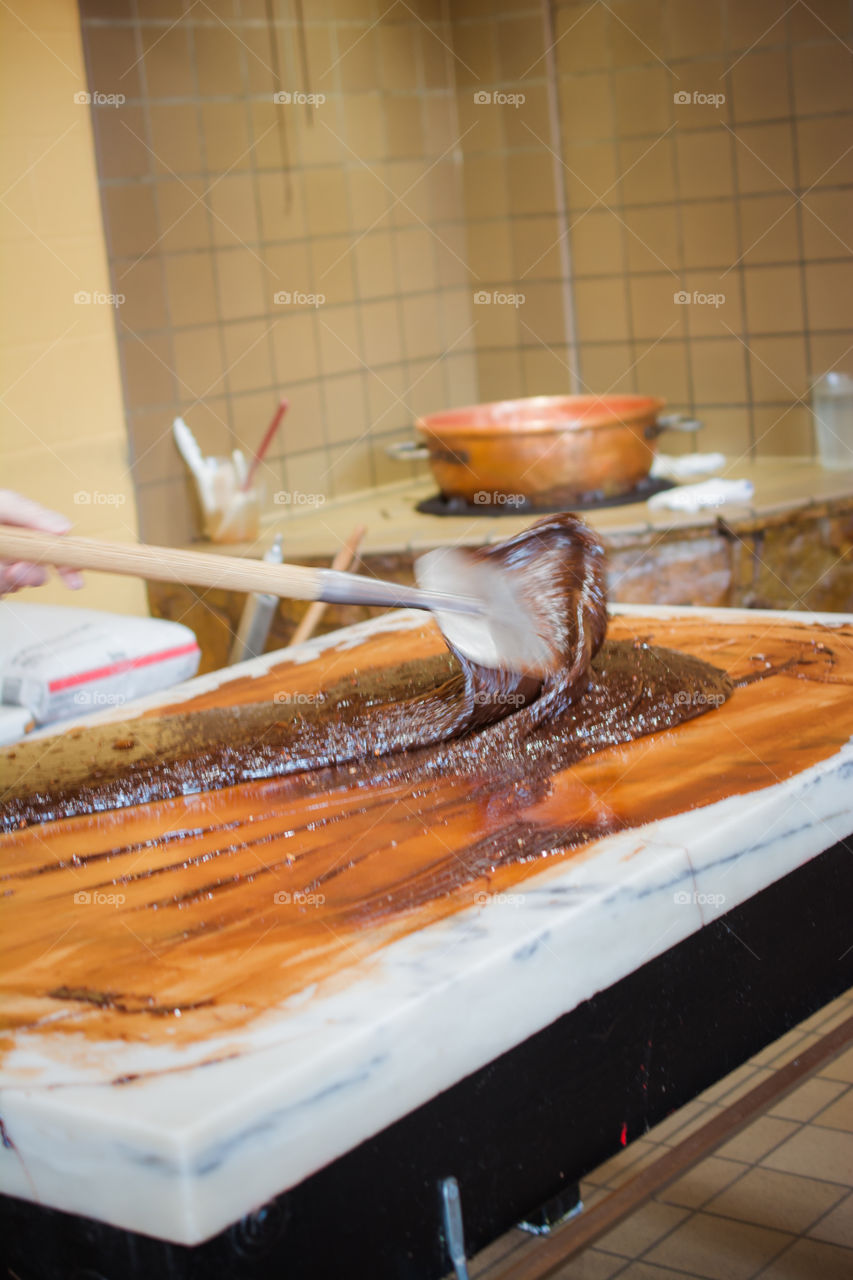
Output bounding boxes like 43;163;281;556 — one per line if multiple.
0;525;468;613
0;526;330;600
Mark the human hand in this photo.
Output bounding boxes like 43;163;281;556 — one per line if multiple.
0;490;84;595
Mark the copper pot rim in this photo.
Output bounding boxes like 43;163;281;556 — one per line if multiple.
415;394;667;438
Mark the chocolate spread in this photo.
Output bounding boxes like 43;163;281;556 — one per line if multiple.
0;514;730;831
3;519;851;1055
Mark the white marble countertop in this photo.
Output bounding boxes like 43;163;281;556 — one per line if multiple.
1;603;853;1245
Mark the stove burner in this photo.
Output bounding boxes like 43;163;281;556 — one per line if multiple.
416;476;675;517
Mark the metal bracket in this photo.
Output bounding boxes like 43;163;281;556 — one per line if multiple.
517;1182;583;1236
440;1176;469;1280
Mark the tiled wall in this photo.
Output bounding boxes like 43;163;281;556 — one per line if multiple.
79;0;476;544
451;0;853;459
79;0;853;543
451;1;577;404
0;0;145;613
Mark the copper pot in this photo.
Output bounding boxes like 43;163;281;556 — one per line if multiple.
389;395;701;507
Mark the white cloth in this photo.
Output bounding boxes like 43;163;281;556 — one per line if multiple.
650;452;726;480
647;478;754;513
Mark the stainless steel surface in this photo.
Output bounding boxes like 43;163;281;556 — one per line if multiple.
229;535;284;664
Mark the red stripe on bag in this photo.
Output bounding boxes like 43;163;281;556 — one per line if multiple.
47;642;199;692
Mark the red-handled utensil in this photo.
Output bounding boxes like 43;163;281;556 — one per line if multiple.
242;397;289;492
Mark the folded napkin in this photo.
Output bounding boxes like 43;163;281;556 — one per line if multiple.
647;478;754;512
650;452;725;480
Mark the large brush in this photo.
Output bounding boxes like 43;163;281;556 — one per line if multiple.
0;527;561;678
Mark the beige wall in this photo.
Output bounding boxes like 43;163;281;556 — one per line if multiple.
79;0;475;545
0;0;145;613
451;0;853;459
452;1;576;404
14;1;852;559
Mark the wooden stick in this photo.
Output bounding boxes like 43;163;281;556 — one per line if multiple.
289;524;367;648
484;1011;853;1280
0;525;336;600
0;525;421;611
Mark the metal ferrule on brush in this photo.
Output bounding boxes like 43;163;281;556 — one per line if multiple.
317;569;483;616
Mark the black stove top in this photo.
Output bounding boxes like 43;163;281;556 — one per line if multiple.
416;475;674;517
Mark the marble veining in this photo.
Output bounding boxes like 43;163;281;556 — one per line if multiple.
1;605;852;1244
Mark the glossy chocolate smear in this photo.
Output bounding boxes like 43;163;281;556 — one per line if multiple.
2;615;846;1061
0;514;731;831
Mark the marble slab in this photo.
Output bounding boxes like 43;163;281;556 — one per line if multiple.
1;604;853;1245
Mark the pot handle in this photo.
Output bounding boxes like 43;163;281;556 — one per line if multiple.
386;440;431;461
645;413;703;439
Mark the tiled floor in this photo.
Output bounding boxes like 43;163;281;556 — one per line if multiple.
470;988;853;1280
